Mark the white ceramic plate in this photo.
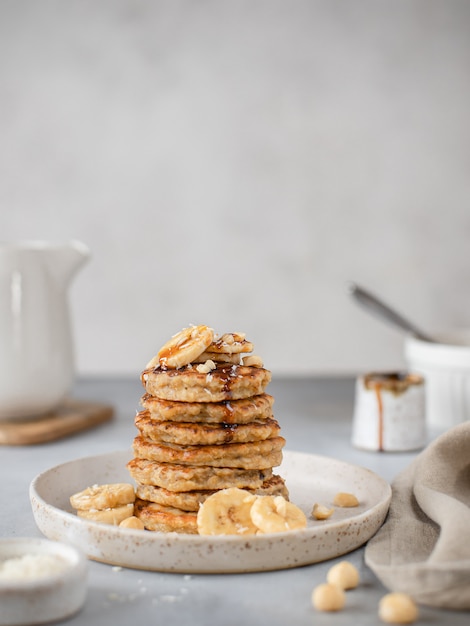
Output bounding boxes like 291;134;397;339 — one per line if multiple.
30;449;391;573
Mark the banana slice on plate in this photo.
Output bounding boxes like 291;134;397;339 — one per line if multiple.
197;488;258;535
70;483;135;511
250;495;307;533
77;503;135;525
197;489;307;536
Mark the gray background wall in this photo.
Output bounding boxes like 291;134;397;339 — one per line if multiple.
1;0;469;377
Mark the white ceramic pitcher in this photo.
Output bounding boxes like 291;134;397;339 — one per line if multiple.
0;240;90;420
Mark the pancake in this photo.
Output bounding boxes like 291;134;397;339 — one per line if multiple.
127;458;273;491
141;364;271;403
134;498;197;534
135;474;289;512
140;393;274;424
134;410;281;445
132;435;285;469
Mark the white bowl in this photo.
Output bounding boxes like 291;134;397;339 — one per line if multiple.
0;537;87;626
405;329;470;430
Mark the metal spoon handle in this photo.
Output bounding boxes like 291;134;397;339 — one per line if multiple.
348;282;435;343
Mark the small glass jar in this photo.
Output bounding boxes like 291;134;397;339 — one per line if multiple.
352;372;426;452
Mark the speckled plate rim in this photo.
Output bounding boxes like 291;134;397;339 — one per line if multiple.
29;449;391;573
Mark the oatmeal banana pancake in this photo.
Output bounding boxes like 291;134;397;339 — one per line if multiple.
135;475;289;512
140;393;274;424
135;410;281;445
141;364;271;402
134;499;198;534
127;458;273;491
132;435;285;469
124;327;290;535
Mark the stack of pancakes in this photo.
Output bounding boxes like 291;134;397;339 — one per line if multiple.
126;326;288;534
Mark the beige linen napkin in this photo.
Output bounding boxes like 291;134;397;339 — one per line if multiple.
365;421;470;609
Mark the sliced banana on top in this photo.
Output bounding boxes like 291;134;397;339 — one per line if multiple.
206;333;254;354
70;483;135;511
150;325;214;369
145;328;256;369
193;351;241;365
250;495;307;533
197;487;258;535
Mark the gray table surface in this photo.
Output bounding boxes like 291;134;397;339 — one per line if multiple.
1;376;468;625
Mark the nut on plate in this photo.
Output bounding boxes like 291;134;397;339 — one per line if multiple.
333;492;359;507
311;503;334;520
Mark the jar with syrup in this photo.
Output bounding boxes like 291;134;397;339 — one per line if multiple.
351;372;426;451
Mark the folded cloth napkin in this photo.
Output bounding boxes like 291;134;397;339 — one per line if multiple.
365;421;470;609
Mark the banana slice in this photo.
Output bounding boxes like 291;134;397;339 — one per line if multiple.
152;325;214;369
70;483;135;511
77;503;134;525
193;351;241;365
206;333;253;354
197;487;258;535
250;495;307;533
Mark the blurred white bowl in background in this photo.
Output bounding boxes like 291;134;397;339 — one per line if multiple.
405;330;470;430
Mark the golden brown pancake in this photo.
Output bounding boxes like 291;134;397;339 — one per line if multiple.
140;393;274;424
134;498;197;534
135;474;289;512
127;458;273;491
141;364;271;403
134;410;280;445
132;435;285;469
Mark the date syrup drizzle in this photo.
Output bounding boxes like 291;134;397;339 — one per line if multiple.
374;384;384;451
363;372;422;452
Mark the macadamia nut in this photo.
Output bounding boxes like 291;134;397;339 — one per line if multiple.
378;592;418;624
242;355;264;367
119;516;145;530
196;360;216;374
333;492;359;507
311;503;335;520
327;561;360;590
311;583;346;612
